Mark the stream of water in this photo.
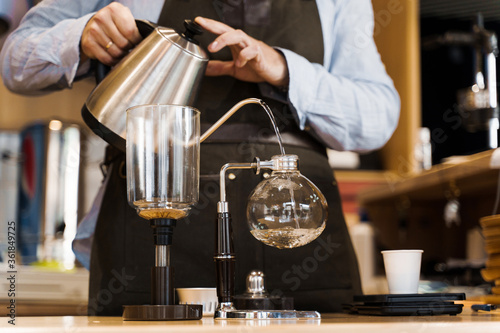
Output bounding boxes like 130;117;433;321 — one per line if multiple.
257;100;302;230
258;100;286;156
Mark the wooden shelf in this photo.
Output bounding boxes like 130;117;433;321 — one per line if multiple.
335;170;388;182
359;149;500;205
356;149;500;263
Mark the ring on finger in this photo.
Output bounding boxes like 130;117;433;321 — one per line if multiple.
105;40;114;50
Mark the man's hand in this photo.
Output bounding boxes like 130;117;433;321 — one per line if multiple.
80;2;142;66
194;16;289;88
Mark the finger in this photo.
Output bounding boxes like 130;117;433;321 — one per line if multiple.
109;4;142;46
205;60;235;77
210;29;252;53
93;43;118;66
89;3;139;55
236;44;260;67
83;19;123;59
92;6;135;52
83;20;124;61
194;16;234;35
91;37;120;65
100;23;131;53
104;41;124;59
81;20;110;56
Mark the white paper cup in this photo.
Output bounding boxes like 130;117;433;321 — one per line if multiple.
381;249;423;294
176;288;217;316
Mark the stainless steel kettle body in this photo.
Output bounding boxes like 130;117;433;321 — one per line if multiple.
82;20;208;151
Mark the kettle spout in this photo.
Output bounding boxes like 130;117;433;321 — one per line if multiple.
200;98;265;143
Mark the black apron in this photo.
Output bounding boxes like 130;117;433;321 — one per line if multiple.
88;0;361;316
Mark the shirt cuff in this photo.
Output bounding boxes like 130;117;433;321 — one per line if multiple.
60;13;95;86
275;47;319;130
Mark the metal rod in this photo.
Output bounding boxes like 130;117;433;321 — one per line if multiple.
200;98;263;143
219;162;256;207
155;245;169;267
486;53;497;108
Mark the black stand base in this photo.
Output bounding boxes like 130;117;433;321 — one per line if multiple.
122;219;202;321
122;304;203;321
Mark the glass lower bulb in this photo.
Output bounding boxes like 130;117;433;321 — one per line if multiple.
247;168;328;249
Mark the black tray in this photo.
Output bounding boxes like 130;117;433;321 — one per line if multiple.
353;293;466;304
344;303;464;316
344;293;466;316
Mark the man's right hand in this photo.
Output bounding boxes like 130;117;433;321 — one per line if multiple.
80;2;142;66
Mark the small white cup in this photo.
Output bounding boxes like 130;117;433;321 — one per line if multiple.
176;288;217;316
381;249;423;294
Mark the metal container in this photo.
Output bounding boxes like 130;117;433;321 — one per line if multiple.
82;20;208;152
17;120;81;269
0;131;20;263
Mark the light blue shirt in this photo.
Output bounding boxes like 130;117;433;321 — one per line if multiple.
0;0;400;152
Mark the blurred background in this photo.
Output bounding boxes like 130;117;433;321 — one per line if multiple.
1;0;500;315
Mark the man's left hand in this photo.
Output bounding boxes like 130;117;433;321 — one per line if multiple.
194;16;289;88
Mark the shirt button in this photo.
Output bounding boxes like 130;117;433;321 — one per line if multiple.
228;173;236;180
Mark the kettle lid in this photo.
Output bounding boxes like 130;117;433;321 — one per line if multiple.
158;20;208;60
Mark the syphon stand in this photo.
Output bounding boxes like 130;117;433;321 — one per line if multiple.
214;156;321;320
122;218;202;321
123;99;275;321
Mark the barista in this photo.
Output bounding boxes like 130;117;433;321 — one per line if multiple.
0;0;400;315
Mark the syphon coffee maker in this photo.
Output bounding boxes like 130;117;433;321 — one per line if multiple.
82;19;326;321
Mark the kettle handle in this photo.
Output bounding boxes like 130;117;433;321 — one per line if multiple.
94;19;158;83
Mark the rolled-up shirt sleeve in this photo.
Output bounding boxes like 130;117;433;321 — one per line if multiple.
0;2;97;95
262;0;400;152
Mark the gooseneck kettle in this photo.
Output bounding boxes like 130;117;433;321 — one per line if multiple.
81;19;208;152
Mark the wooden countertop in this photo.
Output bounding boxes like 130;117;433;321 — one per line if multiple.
4;303;500;333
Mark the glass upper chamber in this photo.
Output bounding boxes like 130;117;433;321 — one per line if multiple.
126;104;200;220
